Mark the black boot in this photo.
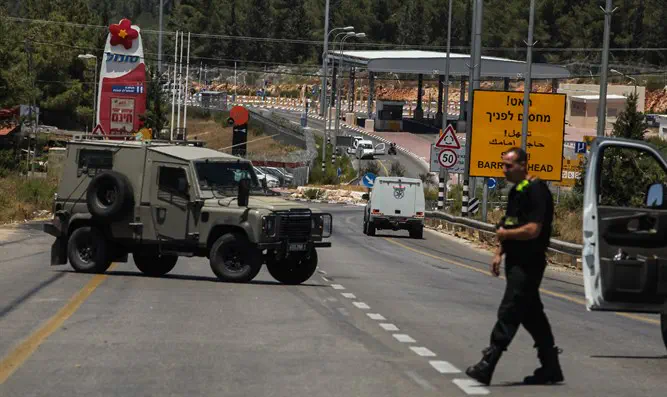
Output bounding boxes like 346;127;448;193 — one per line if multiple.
523;346;564;385
465;345;503;386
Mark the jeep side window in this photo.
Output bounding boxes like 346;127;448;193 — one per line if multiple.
78;149;113;170
158;166;189;202
598;146;667;208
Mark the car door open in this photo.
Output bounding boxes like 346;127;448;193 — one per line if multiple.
583;137;667;314
375;143;386;155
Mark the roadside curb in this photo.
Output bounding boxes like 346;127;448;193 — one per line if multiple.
283;196;366;206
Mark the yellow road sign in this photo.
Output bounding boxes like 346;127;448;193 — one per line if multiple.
469;90;566;181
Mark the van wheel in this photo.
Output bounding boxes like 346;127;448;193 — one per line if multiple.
67;226;112;273
209;233;262;283
367;221;376;236
266;249;318;285
410;226;424;239
133;252;178;277
86;171;134;220
661;311;667;352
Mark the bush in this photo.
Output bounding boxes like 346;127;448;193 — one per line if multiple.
361;160;382;177
389;161;406;177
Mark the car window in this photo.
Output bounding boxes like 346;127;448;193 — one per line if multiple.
598;146;667;208
158;167;188;197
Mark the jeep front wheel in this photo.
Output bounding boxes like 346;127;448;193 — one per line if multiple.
209;233;262;283
133;252;178;277
266;248;318;285
67;226;112;274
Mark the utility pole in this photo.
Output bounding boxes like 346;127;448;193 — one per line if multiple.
158;0;164;73
597;0;617;137
439;0;453;212
25;39;34;174
463;0;481;216
521;0;536;150
320;0;331;116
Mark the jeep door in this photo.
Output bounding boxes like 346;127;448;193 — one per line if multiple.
582;137;667;314
150;163;194;242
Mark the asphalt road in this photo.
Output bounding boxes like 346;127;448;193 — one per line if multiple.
1;207;666;396
270;110;427;179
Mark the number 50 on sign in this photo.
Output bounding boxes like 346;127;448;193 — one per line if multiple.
439;149;457;168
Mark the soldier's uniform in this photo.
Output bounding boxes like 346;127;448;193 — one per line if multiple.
466;178;564;385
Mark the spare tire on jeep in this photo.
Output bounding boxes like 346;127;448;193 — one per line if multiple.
86;171;134;220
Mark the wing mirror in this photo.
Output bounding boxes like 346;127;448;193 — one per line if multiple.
362;193;369;201
646;183;665;208
238;178;250;207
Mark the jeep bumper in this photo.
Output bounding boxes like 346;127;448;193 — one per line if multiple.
258;241;332;250
371;216;423;230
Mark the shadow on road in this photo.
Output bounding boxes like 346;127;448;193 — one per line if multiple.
0;272;67;319
590;355;667;360
59;269;327;287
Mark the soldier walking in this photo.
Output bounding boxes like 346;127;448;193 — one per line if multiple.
465;147;564;386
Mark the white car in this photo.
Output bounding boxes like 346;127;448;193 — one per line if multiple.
355;140;385;160
362;176;425;238
253;167;279;188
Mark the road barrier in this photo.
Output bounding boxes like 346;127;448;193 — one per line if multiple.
425;210;582;268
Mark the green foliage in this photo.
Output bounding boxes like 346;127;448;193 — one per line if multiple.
140;68;170;138
389;161;406;177
611;93;648;140
308;136;355;184
360;160;382;177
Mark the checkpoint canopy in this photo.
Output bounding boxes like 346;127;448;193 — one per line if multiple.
326;50;571;79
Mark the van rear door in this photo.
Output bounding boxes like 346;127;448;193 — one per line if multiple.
375;178;421;218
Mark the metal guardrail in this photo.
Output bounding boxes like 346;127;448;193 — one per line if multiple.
425;210;583;257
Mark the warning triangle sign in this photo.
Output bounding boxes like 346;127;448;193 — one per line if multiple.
92;124;106;136
435;125;460;149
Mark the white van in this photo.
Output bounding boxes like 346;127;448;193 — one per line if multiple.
362;176;425;238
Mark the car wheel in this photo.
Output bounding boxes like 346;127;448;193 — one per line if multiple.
661;310;667;352
266;249;318;285
367;221;376;236
209;233;262;283
133;252;178;277
67;226;112;273
410;225;424;239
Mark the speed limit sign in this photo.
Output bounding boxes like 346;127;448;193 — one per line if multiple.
438;149;458;168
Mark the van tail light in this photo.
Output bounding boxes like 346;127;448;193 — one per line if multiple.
372;209;382;215
416;212;424;218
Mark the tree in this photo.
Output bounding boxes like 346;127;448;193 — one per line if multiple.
389;160;406;176
140;68;169;138
611;92;648;140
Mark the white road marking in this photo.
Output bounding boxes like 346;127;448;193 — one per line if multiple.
341;293;356;299
379;323;399;331
392;334;416;343
317;269;327;275
429;360;461;374
405;370;435;391
367;313;386;321
410;347;436;357
327;297;338;302
353;302;370;310
321;276;331;282
452;379;490;395
331;284;345;290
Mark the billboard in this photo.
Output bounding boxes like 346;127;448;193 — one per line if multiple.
468;90;566;181
96;19;147;138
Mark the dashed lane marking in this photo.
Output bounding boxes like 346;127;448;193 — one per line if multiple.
429;360;461;374
331;284;345;290
367;313;386;321
405;370;436;391
392;334;416;343
353;302;370;310
452;378;490;395
410;346;436;357
341;293;356;299
379;323;399;331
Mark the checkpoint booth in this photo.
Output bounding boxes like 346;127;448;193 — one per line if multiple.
375;100;404;132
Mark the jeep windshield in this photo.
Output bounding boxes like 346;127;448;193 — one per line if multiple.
194;160;267;197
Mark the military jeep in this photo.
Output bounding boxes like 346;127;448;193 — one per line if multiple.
43;138;332;285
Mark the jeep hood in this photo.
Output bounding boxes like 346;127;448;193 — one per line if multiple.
205;196;317;212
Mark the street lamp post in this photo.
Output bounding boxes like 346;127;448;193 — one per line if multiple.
597;0;618;137
78;54;99;127
320;25;354;117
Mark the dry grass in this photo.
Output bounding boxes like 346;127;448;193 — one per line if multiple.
0;175;57;224
483;208;582;244
187;118;300;156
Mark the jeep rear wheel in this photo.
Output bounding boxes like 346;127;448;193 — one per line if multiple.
67;226;112;274
133;252;178;277
266;248;318;285
209;233;262;283
661;311;667;352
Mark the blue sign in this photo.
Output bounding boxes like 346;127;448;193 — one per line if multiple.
487;178;497;190
337;167;342;177
574;141;587;154
112;85;144;94
362;172;376;188
106;53;140;63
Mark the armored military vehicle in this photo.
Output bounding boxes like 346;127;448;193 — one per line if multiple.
43;138;332;285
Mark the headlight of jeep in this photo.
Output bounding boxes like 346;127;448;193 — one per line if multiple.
262;215;277;237
312;214;332;238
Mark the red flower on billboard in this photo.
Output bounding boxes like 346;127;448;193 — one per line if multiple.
109;19;139;50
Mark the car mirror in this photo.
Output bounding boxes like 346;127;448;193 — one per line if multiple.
362;193;369;200
646;183;664;208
